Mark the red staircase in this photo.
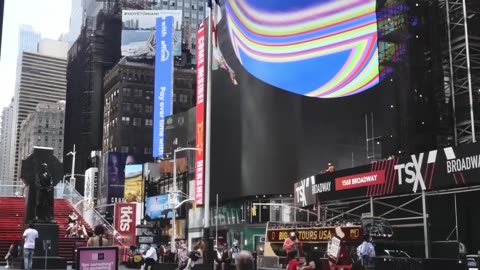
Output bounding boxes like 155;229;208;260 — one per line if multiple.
0;197;92;262
0;197;25;258
54;199;91;261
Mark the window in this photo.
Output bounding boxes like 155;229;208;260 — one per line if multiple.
123;88;131;97
121;146;129;153
124;102;131;112
145;105;153;114
134;89;142;97
192;4;196;10
133;104;142;113
163;0;168;5
133;118;142;127
199;6;204;12
144;147;152;155
145;119;153;126
171;1;175;6
122;116;130;125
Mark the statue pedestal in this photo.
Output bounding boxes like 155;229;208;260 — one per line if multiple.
34;223;59;256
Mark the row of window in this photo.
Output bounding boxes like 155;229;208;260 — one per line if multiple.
120;117;153;127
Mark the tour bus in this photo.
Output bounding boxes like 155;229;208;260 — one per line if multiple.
263;218;393;266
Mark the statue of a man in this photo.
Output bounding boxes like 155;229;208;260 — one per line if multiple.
36;163;54;222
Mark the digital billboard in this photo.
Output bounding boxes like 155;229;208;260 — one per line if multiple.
153;16;174;158
124;164;144;203
208;0;428;200
121;10;182;57
195;20;206;206
221;0;379;98
145;193;182;220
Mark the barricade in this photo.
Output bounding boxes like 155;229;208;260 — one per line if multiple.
257;256;281;270
375;257;465;270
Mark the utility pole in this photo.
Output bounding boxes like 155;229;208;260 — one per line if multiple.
67;144;76;189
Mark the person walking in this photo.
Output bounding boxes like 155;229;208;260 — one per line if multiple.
23;224;38;270
142;243;158;270
235;251;254;270
87;225;109;247
357;235;375;270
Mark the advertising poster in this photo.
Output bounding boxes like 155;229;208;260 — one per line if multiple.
124;164;144;203
121;10;182;57
77;247;118;270
145;193;182;220
194;20;206;206
114;203;137;247
84;168;98;208
153;15;174;158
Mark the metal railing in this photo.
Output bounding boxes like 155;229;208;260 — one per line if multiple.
257;256;281;270
60;182;131;261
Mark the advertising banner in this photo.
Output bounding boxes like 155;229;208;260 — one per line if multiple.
84;168;98;208
77;247;118;270
194;20;206;206
153;16;174;158
145;193;182;220
294;143;480;204
124;164;144;203
266;227;362;243
114;203;137;247
122;10;182;57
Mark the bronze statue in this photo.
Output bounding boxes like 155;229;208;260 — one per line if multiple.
36;163;54;222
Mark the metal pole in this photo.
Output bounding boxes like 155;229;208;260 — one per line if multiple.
370;197;374;216
444;0;458;145
365;114;369;159
215;194;218;247
172;149;177;252
454;193;459;240
70;144;76;188
204;3;213;229
371;113;375;159
462;0;476;142
422;190;430;258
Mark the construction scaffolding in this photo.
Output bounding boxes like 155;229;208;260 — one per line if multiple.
441;0;480;144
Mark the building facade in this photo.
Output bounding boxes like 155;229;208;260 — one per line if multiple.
18;102;66;165
64;12;122;193
0;100;15;186
102;58;155;157
13;50;67;183
18;25;41;53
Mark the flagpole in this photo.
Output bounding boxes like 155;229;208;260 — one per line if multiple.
204;3;213;229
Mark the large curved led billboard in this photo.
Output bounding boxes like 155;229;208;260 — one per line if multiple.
208;0;436;200
222;0;379;98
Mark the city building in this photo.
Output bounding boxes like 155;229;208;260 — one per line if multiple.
102;58;196;156
64;11;122;193
66;0;83;44
18;102;66;166
0;100;15;186
12;41;68;184
18;25;41;53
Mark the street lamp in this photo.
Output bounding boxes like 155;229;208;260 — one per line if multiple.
171;147;201;252
66;144;76;190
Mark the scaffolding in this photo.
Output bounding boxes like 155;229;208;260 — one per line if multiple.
441;0;480;144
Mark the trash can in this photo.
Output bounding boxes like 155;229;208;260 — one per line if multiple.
466;255;480;270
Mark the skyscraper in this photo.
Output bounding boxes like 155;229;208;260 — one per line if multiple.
67;0;83;43
12;42;68;184
18;25;41;53
0;99;15;186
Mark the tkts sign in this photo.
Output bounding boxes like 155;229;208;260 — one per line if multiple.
294;143;480;204
114;203;136;247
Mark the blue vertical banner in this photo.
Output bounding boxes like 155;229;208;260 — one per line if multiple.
153;16;174;158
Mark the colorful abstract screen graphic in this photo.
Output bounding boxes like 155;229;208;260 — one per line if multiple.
225;0;380;98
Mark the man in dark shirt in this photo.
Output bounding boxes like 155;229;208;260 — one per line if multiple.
302;246;321;270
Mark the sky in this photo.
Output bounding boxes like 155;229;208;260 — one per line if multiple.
0;0;72;110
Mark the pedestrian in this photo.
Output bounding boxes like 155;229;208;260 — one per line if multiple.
302;246;321;270
357;235;375;270
87;225;109;247
230;241;240;265
235;251;254;270
4;240;20;268
142;243;158;270
287;251;301;270
283;232;302;255
23;224;38;270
